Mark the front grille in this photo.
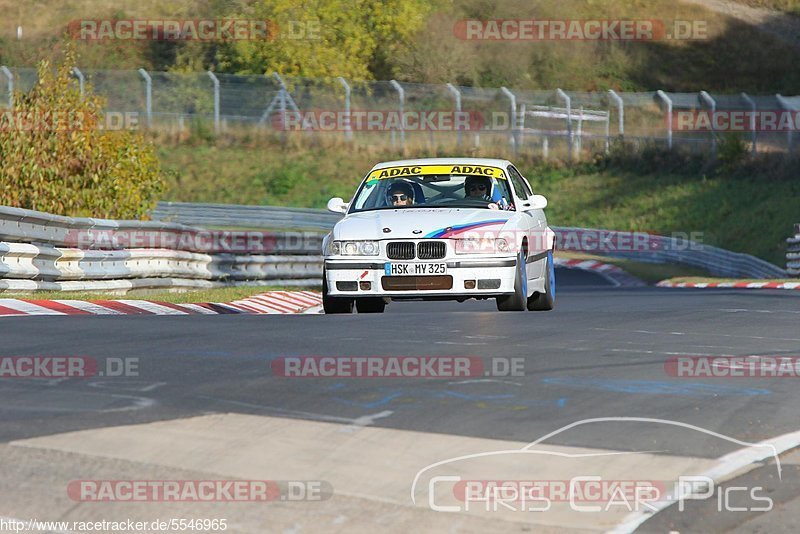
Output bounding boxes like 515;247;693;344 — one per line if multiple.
417;241;446;259
381;275;453;291
386;242;415;260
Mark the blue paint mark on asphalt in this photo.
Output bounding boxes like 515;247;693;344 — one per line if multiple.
329;386;567;409
334;392;406;409
541;377;771;397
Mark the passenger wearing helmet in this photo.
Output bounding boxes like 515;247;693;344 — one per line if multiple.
386;180;415;207
464;176;492;201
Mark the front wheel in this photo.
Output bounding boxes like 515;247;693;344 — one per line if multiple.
528;250;556;311
322;270;354;314
496;251;527;312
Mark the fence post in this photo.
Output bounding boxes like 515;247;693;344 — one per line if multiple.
499;87;517;151
500;87;517;153
656;90;673;150
273;73;288;132
556;88;572;161
72;67;85;99
608;89;624;139
389;80;405;149
740;92;757;155
776;94;792;151
604;109;610;153
446;82;462;147
337;77;352;141
207;71;220;134
138;68;152;129
699;91;716;156
0;66;13;107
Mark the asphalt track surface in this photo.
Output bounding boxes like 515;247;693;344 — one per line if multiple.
1;267;800;532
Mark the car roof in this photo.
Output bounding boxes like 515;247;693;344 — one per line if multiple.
369;157;514;171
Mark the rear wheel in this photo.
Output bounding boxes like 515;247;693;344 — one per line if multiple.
528;250;556;311
322;270;354;314
356;298;386;314
496;251;527;312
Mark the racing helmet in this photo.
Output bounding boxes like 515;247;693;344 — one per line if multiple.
464;175;492;200
386;180;415;205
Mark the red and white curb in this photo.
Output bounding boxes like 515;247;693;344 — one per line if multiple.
657;281;800;290
0;291;322;317
554;257;645;287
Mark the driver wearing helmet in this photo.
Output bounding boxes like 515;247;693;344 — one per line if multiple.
464;176;492;201
386;181;415;207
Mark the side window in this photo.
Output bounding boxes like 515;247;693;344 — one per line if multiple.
513;166;534;197
506;166;529;199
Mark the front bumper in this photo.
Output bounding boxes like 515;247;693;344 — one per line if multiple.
324;257;520;298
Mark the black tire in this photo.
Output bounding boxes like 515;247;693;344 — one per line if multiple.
356;298;386;313
528;250;556;311
322;270;354;314
496;252;527;312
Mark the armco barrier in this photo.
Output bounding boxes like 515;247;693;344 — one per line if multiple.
0;204;788;293
153;201;342;230
555;226;787;279
0;205;322;291
152;203;787;279
788;223;800;277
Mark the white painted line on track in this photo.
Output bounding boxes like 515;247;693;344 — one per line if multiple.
196;395;394;430
610;427;800;533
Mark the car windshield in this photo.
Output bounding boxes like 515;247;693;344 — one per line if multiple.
349;174;515;213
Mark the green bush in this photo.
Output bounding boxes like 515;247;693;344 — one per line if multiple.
0;45;164;219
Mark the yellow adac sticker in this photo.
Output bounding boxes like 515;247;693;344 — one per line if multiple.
367;164;506;181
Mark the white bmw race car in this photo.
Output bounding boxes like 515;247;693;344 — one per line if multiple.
322;158;556;313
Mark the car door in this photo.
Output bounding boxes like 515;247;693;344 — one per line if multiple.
507;165;546;280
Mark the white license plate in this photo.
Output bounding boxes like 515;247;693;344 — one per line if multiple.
384;262;447;276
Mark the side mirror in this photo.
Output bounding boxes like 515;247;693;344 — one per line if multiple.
327;197;348;214
528;194;548;210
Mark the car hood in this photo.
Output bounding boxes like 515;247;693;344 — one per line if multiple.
333;208;515;240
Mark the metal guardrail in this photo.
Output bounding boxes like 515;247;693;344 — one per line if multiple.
153;201;342;230
0;204;788;293
788;223;800;277
0;205;321;291
153;202;787;279
555;226;787;279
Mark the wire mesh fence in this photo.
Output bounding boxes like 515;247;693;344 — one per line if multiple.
1;66;799;158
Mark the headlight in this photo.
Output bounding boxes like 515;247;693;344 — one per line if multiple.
326;240;341;255
454;238;511;254
328;240;380;256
